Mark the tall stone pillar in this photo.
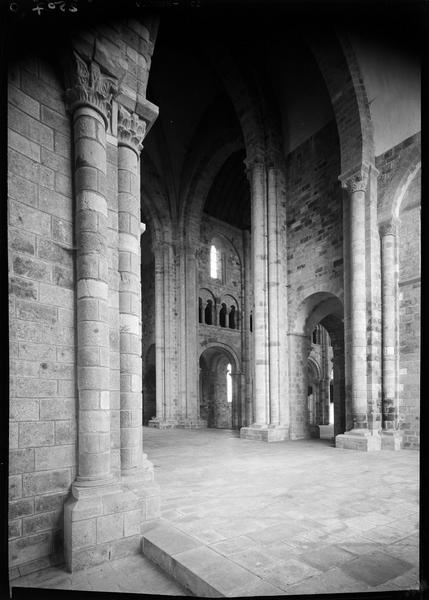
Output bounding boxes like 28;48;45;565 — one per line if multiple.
242;230;253;426
117;105;155;473
380;221;402;450
240;159;288;442
288;333;312;439
64;55;159;572
71;64;115;491
149;239;178;429
336;166;381;451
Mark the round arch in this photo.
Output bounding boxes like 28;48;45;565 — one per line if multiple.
307;31;375;174
199;344;241;430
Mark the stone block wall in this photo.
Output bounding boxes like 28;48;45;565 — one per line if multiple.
376;136;420;449
286;121;343;323
8;55;76;577
285;121;342;440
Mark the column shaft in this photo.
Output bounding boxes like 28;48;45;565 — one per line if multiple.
349;187;368;429
250;161;269;425
267;166;280;425
381;225;397;428
154;247;166;421
74;106;111;485
118;143;143;473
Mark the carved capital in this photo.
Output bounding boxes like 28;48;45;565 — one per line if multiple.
118;105;147;155
379;220;398;238
243;154;266;181
339;165;370;194
65;52;118;127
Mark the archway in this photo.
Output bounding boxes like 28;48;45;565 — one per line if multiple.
199;346;240;429
292;292;345;442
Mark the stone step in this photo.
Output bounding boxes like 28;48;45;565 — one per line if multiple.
141;523;283;597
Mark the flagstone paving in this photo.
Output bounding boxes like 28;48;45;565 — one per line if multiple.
11;427;420;596
145;427;419;596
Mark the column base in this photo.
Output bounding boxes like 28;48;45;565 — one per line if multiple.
240;424;289;442
381;430;404;451
309;425;320;439
319;424;334;440
177;418;208;429
335;429;382;451
64;472;160;572
148;417;178;429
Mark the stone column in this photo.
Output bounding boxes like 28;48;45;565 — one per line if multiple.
242;230;253;426
149;239;178;429
249;159;269;425
380;221;402;450
240;160;288;442
70;63;115;490
288;333;312;440
63;55;159;572
117;105;152;475
63;54;117;571
336;166;381;451
331;340;346;440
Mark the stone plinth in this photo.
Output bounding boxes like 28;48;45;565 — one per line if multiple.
240;424;289;442
64;478;160;572
381;430;403;451
148;418;178;429
178;418;208;429
335;429;381;451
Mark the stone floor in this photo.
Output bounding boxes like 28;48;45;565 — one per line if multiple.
11;427;420;596
147;428;419;596
10;552;187;596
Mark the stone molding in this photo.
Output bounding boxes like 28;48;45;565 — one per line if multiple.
379;220;398;238
118;105;147;155
65;51;118;126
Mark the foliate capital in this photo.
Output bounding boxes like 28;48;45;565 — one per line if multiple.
65;52;118;127
243;152;266;181
117;105;147;155
379;220;398;238
339;164;370;194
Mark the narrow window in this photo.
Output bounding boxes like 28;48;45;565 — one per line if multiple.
210;244;218;279
198;297;203;323
250;311;253;332
229;305;236;329
205;300;213;325
226;363;232;403
219;303;227;327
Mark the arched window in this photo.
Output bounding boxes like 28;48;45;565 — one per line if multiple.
229;305;236;329
198;297;203;323
219;303;227;327
205;300;213;325
226;363;232;403
210;244;219;279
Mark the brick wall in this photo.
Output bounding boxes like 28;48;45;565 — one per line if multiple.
286;121;343;324
8;56;76;575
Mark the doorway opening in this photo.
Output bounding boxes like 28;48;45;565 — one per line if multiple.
199;346;240;429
